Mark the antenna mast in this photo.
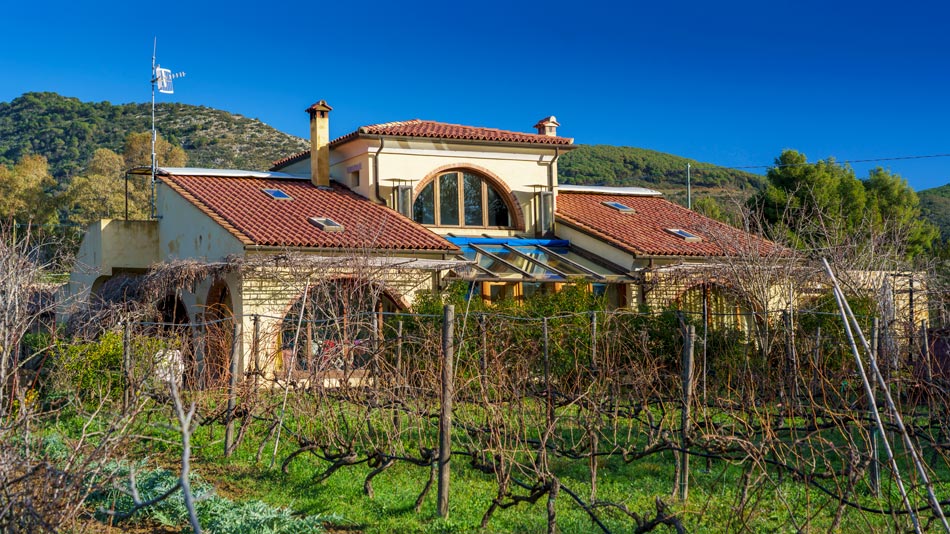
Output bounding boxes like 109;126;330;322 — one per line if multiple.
150;37;157;219
148;38;185;219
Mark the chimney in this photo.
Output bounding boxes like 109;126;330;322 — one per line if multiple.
306;100;333;187
534;115;560;137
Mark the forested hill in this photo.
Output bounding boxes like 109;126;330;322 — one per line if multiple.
0;92;309;179
7;92;940;239
558;145;767;203
919;184;950;241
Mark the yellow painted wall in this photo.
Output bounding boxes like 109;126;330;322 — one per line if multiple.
62;182;245;322
287;138;563;237
155;181;245;261
555;223;638;272
62;219;160;315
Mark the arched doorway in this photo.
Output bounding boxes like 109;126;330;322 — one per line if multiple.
279;278;402;378
153;293;190;389
156;294;190;326
200;279;234;388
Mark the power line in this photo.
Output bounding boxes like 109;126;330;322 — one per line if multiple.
688;153;950;172
613;152;950;184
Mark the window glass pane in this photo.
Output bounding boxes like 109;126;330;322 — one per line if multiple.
413;181;435;224
477;254;522;277
518;247;589;276
463;173;483;226
522;282;545;299
551;247;620;276
439;173;459;225
486;186;510;226
482;246;562;279
487;283;513;303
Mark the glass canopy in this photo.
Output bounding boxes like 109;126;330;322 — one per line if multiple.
447;237;628;282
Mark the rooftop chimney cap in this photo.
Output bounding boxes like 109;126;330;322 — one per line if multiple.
534;115;560;136
534;116;560;129
306;100;333;114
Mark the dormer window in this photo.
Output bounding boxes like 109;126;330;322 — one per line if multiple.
308;217;344;232
413;171;513;228
602;201;635;213
262;188;292;200
666;228;702;242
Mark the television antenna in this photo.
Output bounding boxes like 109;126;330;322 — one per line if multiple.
149;37;185;218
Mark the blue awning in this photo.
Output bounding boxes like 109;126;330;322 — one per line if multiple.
447;237;570;247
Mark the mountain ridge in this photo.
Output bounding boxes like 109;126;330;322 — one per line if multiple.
918;183;950;241
0;92;310;180
4;91;943;240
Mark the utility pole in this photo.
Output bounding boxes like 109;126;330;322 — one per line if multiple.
687;163;692;210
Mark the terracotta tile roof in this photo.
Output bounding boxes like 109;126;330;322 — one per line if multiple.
556;191;782;258
159;173;458;252
270;150;311;170
271;119;574;170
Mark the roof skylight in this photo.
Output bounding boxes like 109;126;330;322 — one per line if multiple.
308;217;344;232
666;228;702;242
602;201;635;213
262;188;292;200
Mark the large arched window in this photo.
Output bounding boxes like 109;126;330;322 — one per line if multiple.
280;279;402;375
413;170;512;228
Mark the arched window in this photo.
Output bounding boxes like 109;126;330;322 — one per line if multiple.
280;279;401;375
413;170;512;228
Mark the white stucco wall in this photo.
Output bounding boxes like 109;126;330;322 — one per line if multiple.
155;181;245;262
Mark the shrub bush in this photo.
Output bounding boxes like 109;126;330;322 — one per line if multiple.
55;331;124;398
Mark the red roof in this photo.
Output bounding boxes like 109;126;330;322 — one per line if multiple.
160;173;458;252
272;119;574;170
556;191;781;257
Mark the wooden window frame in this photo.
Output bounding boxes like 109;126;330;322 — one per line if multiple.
415;171;514;229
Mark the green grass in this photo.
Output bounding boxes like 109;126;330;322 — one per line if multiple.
174;414;922;533
31;394;950;533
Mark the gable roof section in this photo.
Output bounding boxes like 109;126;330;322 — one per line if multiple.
159;172;458;252
556;191;781;257
272;119;575;170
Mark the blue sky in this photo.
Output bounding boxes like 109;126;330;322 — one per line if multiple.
2;0;948;190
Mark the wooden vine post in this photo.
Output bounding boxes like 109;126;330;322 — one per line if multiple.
438;304;455;518
225;320;241;457
679;324;696;501
122;321;131;411
869;318;881;497
251;314;260;391
194;318;205;390
922;321;933;404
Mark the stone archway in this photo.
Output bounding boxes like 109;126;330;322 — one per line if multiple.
156;294;190;326
278;278;403;378
199;278;234;388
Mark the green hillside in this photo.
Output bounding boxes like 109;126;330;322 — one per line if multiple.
919;183;950;241
558;144;766;207
0;92;308;180
4;91;942;243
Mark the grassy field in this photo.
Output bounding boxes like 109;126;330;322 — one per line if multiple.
67;401;931;534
